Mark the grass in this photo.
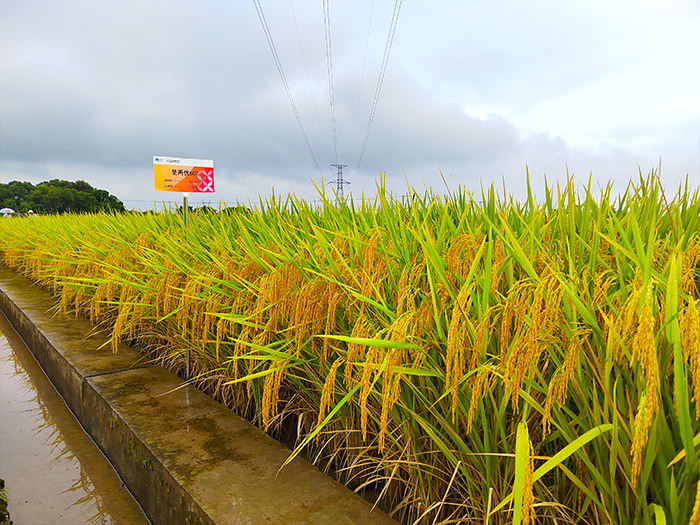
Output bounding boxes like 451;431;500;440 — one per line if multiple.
0;172;699;524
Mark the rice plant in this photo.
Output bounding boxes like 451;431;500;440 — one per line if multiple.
0;172;698;524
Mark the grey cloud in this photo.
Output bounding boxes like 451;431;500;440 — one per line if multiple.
0;1;697;207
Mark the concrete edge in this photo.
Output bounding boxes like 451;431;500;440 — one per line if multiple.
0;269;397;525
0;278;209;524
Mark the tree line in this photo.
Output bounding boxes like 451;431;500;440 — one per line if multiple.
0;180;125;214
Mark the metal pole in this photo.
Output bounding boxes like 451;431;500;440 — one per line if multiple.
183;194;189;240
183;193;190;379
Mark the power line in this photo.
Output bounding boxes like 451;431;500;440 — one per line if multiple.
289;0;330;161
354;0;403;176
349;0;375;172
322;0;338;164
252;0;323;176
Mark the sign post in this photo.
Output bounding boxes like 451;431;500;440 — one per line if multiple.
182;193;189;241
153;156;215;379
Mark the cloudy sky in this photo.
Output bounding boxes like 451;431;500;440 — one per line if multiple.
1;0;699;208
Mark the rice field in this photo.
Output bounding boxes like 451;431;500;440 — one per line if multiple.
0;173;698;524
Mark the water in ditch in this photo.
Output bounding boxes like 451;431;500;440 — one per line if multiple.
0;312;149;524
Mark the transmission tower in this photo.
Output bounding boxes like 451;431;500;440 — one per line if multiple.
331;163;349;201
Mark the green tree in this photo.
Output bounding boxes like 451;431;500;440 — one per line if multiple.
0;179;125;214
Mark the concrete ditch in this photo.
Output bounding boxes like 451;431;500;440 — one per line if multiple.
0;268;396;525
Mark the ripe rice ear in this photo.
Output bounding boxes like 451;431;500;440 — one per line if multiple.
317;358;343;438
680;299;700;415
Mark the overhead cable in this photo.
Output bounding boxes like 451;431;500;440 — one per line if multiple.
252;0;323;176
354;0;403;176
322;0;338;164
289;0;330;161
349;0;375;173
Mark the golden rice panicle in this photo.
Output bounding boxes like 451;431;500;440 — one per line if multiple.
446;233;478;284
270;363;286;421
200;297;216;349
239;258;262;285
90;282;104;322
360;232;380;297
630;389;656;485
177;279;193;338
446;283;472;352
489;238;503;296
395;266;411;317
292;280;313;357
301;280;326;354
542;328;586;437
504;282;546;411
378;347;405;453
690;478;700;525
253;273;270;328
389;369;403;412
317;358;343;435
155;274;167;318
388;311;412;370
592;271;615;328
445;299;462;394
279;262;302;321
345;315;369;387
215;317;225;362
259;360;287;432
628;284;659;486
680;298;700;360
499;291;515;363
450;339;469;423
127;298;143;340
615;275;643;363
500;281;530;363
164;270;183;314
360;346;379;442
59;283;72;315
467;367;492;433
413;297;434;358
680;299;700;415
542;369;564;438
542;273;564;328
632;285;659;394
111;302;132;353
446;283;472;422
682;235;700;295
259;269;285;346
469;308;491;373
71;287;80;317
322;285;343;368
